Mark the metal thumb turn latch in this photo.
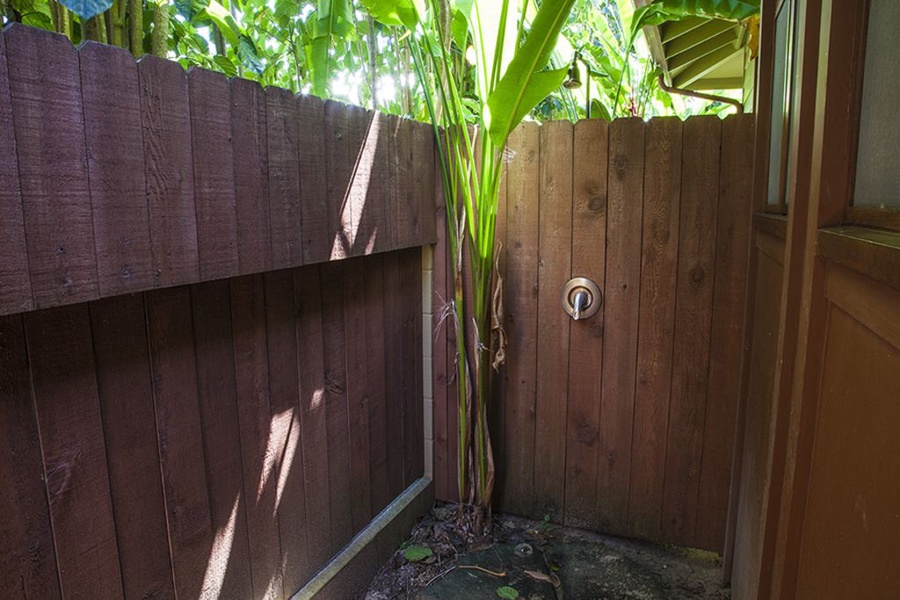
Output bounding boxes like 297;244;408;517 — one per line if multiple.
561;277;602;321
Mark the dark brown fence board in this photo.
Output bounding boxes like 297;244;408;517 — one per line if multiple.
320;260;354;547
298;95;329;263
146;287;212;599
344;258;373;531
500;122;540;516
696;114;754;551
6;25;98;308
383;252;406;499
189;68;239;280
190;281;253;598
292;265;333;566
231;78;272;275
0;314;59;599
90;295;174;600
266;87;302;270
534;120;574;521
662;116;721;544
325;100;354;259
229;274;285;600
138;55;200;288
628;117;683;540
24;304;123;598
79;41;153;296
364;112;392;254
431;144;450;502
400;249;423;485
350;108;377;257
262;270;310;592
413;121;436;244
365;255;391;514
564;119;609;529
598;117;644;534
0;34;32;314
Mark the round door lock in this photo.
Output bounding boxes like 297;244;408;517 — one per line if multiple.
561;277;602;321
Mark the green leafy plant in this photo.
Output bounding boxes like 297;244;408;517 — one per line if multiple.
496;585;519;599
402;544;434;562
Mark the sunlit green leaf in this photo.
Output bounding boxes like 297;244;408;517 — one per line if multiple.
402;545;433;562
496;586;519;599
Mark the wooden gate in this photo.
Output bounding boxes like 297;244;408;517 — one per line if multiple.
432;114;754;553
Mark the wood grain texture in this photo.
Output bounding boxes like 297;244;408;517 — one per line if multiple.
79;41;152;296
0;314;59;600
146;286;213;600
500;123;540;516
0;33;32;314
190;281;253;599
364;112;393;254
400;249;423;485
231;78;272;275
565;119;608;529
298;95;329;263
229;274;285;600
382;252;406;499
414;121;437;244
189;68;239;280
431;159;450;501
138;55;200;288
349;108;378;257
266;87;302;269
628;117;682;541
365;255;391;513
534;120;574;521
662;116;720;544
598;118;644;535
90;295;174;600
6;25;98;308
25;304;123;598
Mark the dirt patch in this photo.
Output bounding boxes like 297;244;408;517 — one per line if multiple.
362;503;730;599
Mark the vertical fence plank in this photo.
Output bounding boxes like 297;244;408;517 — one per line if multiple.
319;261;354;548
366;112;393;254
229;274;284;600
262;270;310;592
189;68;239;280
146;286;212;600
80;42;152;296
292;266;333;568
382;252;406;499
662;116;721;544
90;295;174;600
629;117;683;540
349;109;378;257
138;55;200;288
565;119;608;529
365;255;391;513
598;118;644;535
191;281;253;599
232;79;271;275
344;258;372;531
534;120;574;521
432;148;450;502
25;304;123;598
0;315;59;600
325;101;355;260
6;25;97;308
386;115;413;249
400;249;423;485
695;114;754;551
414;121;437;245
298;95;329;264
266;88;302;269
500;122;540;516
0;33;32;314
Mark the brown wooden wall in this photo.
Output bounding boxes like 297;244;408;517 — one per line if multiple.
0;23;435;318
0;249;424;600
433;114;755;553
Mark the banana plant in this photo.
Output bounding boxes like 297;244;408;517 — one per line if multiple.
364;0;575;524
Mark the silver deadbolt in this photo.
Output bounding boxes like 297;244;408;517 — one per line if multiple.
561;277;602;321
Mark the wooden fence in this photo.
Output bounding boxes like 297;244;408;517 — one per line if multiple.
0;24;433;600
433;114;754;553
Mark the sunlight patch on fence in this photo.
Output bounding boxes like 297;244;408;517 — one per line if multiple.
330;113;379;259
199;495;240;599
275;409;302;512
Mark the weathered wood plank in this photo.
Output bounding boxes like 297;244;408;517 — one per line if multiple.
695;114;754;552
414;121;437;244
231;78;272;275
500;122;540;516
138;55;200;288
146;286;212;600
80;41;153;296
400;248;423;485
229;274;285;600
564;119;608;529
90;295;174;600
325;101;358;259
0;314;59;599
189;68;239;280
6;25;98;308
432;141;450;502
25;304;123;598
598;118;644;535
628;117;683;541
266;87;302;269
361;112;392;254
534;120;574;521
298;95;328;264
190;280;253;598
382;252;406;499
365;255;391;513
0;33;32;314
349;108;378;257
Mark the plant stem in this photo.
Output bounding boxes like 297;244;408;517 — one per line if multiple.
128;0;143;56
151;0;168;57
